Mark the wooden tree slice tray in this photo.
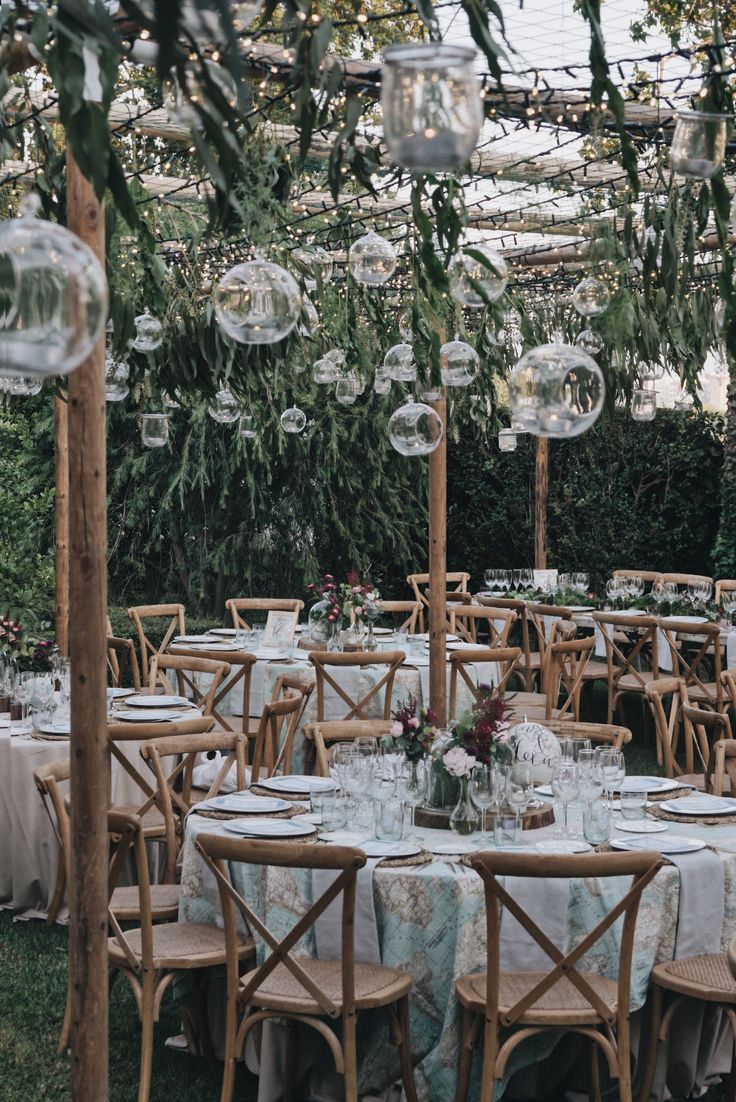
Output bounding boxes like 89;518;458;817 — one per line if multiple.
416;801;555;831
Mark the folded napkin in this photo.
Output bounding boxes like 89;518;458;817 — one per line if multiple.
727;630;736;671
499;875;570;971
542;615;562;642
594;624;607;659
668;848;724;959
313;858;382;965
658;628;674;672
191;752;251;794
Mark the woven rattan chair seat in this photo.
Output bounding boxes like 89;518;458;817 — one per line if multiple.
109;923;254;971
456;969;618;1026
110;883;180;921
685;683;719;705
581;660;609;680
242;956;412;1013
110;804;165;834
616;671;657;692
652;954;736;1002
677;772;732;793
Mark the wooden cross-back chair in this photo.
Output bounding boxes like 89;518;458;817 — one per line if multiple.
657;618;724;711
148;653;231;717
505;636;596;724
127;603;186;683
612;569;663;585
722;668;736;714
681;702;734;787
644;676;687;778
33;758;71;926
716;579;736;605
375;600;422;634
661;572;714;589
448;606;517;647
107;635;142;691
448;646;523;720
407;571;470;631
106;812;254;1102
249;685;307;784
476;595;539;690
453;850;662;1102
169;646;257;735
304;719;393;777
592;612;660;724
537;719;632;752
225;597;304;631
194;834;418;1102
141;729;249;883
525;603;575;688
308;651;405;722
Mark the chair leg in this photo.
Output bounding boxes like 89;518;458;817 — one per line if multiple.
283;1019;297;1102
453;1006;477;1102
589;1038;601;1102
57;967;73;1055
137;976;156;1102
46;859;66;926
395;995;419;1102
478;1017;499;1102
637;984;663;1102
342;1012;359;1102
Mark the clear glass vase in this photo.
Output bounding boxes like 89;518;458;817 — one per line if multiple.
450;777;479;836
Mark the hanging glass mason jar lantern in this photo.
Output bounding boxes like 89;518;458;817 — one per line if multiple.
141;413;169;448
238;414;257;439
498;428;517;452
509;343;605;439
132;311;163;352
280;406;307;433
293;243;333;290
440;337;479;386
335;375;360;405
349;231;397;286
214;252;302;345
571;277;610;318
670;110;729;179
448;245;508;307
575;329;603;355
388;400;443;456
384;343;417;382
381;43;483;173
207;387;240;423
631;388;657;422
105;353;129;402
0;194;107;379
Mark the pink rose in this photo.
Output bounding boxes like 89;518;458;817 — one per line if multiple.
390;721;403;737
352;586;362;594
443;746;477;778
407;716;420;729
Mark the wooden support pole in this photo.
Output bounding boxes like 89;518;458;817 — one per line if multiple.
54;394;69;656
428;396;447;726
535;436;549;569
66;150;109;1102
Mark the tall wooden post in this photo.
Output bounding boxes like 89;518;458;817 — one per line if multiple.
428;396;447;726
55;395;69;656
66;150;109;1102
535;436;549;569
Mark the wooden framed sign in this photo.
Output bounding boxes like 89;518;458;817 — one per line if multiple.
262;609;300;648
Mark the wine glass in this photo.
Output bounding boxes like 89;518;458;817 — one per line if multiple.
663;581;677;613
551;760;579;837
577;755;604;804
512;570;522;590
574;572;589;593
470;763;497;838
397;759;428;843
30;672;55;723
605;578;618;611
521;568;534;591
630;576;645;601
506;762;534;816
484;569;495;592
14;671;35;735
562;736;592;762
596;748;625;806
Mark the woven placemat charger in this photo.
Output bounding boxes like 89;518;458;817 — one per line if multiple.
195;804;307;821
250;784;314;803
647;787;697;804
647;803;736;827
30;731;70;742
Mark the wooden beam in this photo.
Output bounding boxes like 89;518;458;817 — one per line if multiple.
54;394;69;657
428;396;447;726
534;437;549;570
66;150;109;1102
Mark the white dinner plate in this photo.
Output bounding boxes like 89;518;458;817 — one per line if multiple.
258;775;335;795
619;777;683;795
430;841;476;855
361;840;421;859
176;641;241;652
207;628;237;637
612;836;706;855
114;709;183;723
35;721;71;736
535;785;554;797
123;694;191;709
222;818;316;838
403;655;431;667
108;687;135;699
373;627;393;635
173;635;215;644
615;819;669;834
659;795;736;816
207;795;291;814
535;840;591;855
318;831;366;845
568;605;596;613
667;616;709;624
414;632;459;643
253;649;292;661
446;642;493;652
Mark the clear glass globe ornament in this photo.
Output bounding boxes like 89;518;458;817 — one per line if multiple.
324;348;347;367
0;193;108;379
238;414;257;439
349;231;397;286
140;412;169;448
419;383;442;402
448;245;508;308
388;400;443;456
509;342;605;439
670;110;728;179
214;252;302;345
498;428;517;452
132;311;163;352
105;353;129;402
575;329;603;355
280;406;307;434
313;357;341;384
207;388;240;423
335;375;360;405
374;366;392;394
571;277;610;318
440;337;479;386
2;373;42;396
162;60;237;128
384;343;417;382
298;296;320;338
293;244;333;290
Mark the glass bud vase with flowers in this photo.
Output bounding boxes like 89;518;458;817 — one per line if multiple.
307;570;381;648
384;693;437;764
443;685;511;833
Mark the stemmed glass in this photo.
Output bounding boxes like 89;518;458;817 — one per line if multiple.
520;568;534;591
551;760;579;837
605;578;620;611
14;671;35;735
597;748;625;807
574;572;589;593
470;763;497;839
30;673;55;726
577;750;604;804
397;759;428;844
506;762;534;816
723;592;736;627
662;581;677;614
512;570;522;590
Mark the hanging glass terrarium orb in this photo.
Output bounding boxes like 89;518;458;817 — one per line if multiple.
509;343;605;439
632;388;657;422
335;375;360;405
440;338;479;386
313;357;341;384
207;387;240;423
575;329;603;355
132;311;163;352
163;393;181;409
670;110;729;179
388;400;443;456
498;428;517;452
141;413;169;448
571;277;610;318
2;373;42;396
280;406;307;433
298;296;320;338
293;244;333;290
0;194;107;379
448;245;508;308
214;254;302;345
398;308;413;342
105;353;129;402
348;231;397;286
381;43;483;173
374;365;392;394
238;414;257;439
324;347;347;367
384;342;417;382
419;382;442;401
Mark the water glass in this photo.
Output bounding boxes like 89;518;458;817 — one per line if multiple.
470;763;497;837
562;737;592;762
494;812;522;848
506;763;534;816
321;794;349;832
376;799;404;841
583;802;612;845
551;761;579;837
310;783;337;823
408;636;425;658
235;628;249;649
397;759;428;842
620;791;647;820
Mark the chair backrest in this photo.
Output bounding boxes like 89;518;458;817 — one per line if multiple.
536;719;632;751
168;646;257;733
195;834;365;1027
476;596;532;674
704;737;736;797
716;579;736;605
375;600;422;634
613;569;663;584
449;646;522;719
681;702;733;783
33;758;72;883
722;668;736;712
448;605;517;646
250;686;306;783
107;635;142;691
225;597;304;631
407;572;470;629
141;729;249;882
107;715;215;818
148;653;231;716
545;635;595;721
469;850;662;1031
592;612;660;689
644;676;686;779
304;719;393;776
526;603;575;684
661;572;714;589
127;603;186;682
308;651;406;722
656;618;723;708
106;811;155;974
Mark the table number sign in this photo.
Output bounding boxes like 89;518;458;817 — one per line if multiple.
262;609;299;648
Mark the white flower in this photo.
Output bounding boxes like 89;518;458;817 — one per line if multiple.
443;746;476;778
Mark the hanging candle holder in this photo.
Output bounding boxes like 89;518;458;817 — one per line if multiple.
141;413;169;448
0;193;107;379
3;374;42;396
280;406;307;434
238;414;257;439
349;231;397;286
163;394;181;409
674;388;695;411
132;311;163;352
448;245;508;308
298;296;320;338
207;387;240;423
105;353;129;402
498;428;517;452
509;343;605;439
374;366;392;394
571;277;610;318
670;110;729;179
381;43;483;173
293;244;334;290
419;383;442;402
214;251;302;344
335;376;360;405
631;389;657;422
313;357;341;384
384;343;417;382
398;308;413;342
575;329;603;355
440;337;479;386
388;400;443;456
